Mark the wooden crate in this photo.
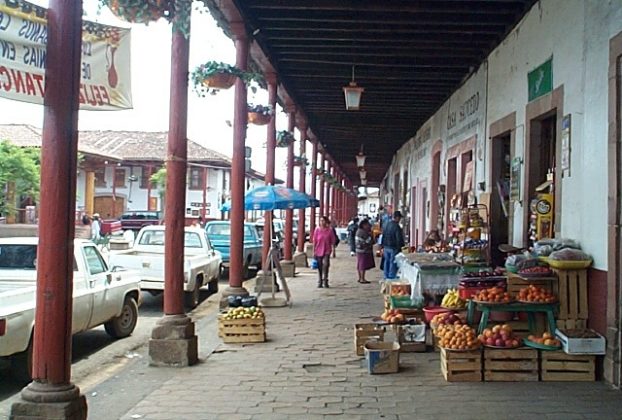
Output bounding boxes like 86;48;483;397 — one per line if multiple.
440;348;482;382
506;272;558;298
556;319;587;330
541;351;595;381
553;269;588;321
218;315;266;343
484;347;539;381
354;323;385;356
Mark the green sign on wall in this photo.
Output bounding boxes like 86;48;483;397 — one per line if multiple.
528;58;553;102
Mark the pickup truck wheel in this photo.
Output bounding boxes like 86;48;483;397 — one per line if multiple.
104;296;138;339
185;281;200;309
207;278;218;294
10;339;33;383
242;262;250;280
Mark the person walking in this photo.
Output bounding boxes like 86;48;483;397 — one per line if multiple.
381;211;405;279
355;219;375;284
313;216;336;288
91;213;101;241
347;217;359;256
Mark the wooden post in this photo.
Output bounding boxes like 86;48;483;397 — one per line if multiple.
85;171;95;216
284;109;296;261
261;73;277;264
309;139;318;240
12;0;87;417
297;123;307;252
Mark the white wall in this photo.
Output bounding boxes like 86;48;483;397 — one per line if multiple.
382;0;622;270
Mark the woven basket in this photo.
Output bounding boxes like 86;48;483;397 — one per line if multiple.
248;112;271;125
202;72;237;90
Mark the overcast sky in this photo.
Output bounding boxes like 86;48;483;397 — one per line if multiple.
0;0;295;183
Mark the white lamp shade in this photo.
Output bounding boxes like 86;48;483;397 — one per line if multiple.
355;153;366;167
361;179;367;186
359;169;367;179
343;83;364;111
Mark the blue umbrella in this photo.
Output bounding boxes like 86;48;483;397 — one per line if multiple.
220;185;319;212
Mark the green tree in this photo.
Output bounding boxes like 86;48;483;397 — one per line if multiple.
150;166;166;214
0;140;40;216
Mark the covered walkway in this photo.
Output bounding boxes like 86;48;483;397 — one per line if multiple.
90;246;622;419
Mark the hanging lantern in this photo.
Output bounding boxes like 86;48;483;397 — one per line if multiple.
343;65;364;111
355;151;366;168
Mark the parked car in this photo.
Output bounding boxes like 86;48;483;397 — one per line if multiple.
119;210;162;231
108;226;221;308
205;221;263;278
0;237;141;381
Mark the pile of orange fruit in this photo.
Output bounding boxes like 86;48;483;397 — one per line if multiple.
518;285;557;303
473;286;512;303
390;284;410;296
380;309;405;323
527;332;561;347
437;324;479;350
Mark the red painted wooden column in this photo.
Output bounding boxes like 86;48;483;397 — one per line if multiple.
261;73;277;265
318;151;325;218
297;122;307;252
228;23;250;291
162;24;190;316
284;109;296;261
330;166;337;223
12;0;87;417
309;139;318;240
326;161;333;222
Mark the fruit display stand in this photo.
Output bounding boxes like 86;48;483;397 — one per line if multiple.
440;348;482;382
540;351;596;381
354;323;385;357
218;307;266;344
467;301;557;335
483;347;539;381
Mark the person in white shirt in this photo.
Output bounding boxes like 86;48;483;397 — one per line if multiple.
91;213;101;240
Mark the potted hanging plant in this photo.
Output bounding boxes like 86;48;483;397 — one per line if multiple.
191;61;256;96
101;0;191;36
276;131;295;148
293;155;308;167
247;104;273;126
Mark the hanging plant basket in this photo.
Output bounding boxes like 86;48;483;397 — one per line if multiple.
276;131;296;148
247;104;273;126
203;72;238;90
293;155;309;167
105;0;173;24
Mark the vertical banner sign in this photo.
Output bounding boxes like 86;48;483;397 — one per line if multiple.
510;157;522;203
0;0;132;110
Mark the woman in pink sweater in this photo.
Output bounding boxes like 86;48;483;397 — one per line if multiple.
313;216;336;288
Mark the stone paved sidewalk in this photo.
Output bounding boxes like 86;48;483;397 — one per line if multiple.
118;246;622;420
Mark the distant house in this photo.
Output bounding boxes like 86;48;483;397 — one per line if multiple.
0;125;275;223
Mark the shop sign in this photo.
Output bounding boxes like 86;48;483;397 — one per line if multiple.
0;0;132;110
528;58;553;102
445;64;487;144
510;157;522;202
561;114;571;175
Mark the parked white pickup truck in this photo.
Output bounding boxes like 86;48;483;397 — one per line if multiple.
0;237;141;381
108;226;221;308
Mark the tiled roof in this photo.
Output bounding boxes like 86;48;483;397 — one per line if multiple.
77;130;232;165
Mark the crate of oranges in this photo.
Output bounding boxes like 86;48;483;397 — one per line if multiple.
437;324;481;351
472;286;513;304
517;285;557;303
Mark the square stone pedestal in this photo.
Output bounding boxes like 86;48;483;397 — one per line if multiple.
254;270;276;293
293;251;308;268
11;397;87;420
280;260;295;277
149;315;198;367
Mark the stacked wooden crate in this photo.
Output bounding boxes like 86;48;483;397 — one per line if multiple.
483;348;539;381
553;269;588;329
354;323;384;356
440;348;482;382
218;316;266;344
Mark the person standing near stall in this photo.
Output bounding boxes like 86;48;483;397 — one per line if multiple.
381;211;405;279
347;217;359;256
355;219;375;284
313;216;336;288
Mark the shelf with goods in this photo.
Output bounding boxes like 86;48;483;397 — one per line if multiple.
448;203;490;267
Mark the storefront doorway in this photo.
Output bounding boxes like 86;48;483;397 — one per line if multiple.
490;133;511;266
430;150;441;233
445;158;457;237
526;112;557;245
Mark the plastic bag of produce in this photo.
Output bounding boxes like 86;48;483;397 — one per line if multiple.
548;248;591;261
552;238;581;251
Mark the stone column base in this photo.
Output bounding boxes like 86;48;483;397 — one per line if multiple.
11;382;87;420
293;251;308;268
149;314;198;367
219;285;250;309
280;260;295;277
254;270;275;293
305;243;314;258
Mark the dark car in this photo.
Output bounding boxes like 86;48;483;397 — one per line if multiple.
119;211;162;231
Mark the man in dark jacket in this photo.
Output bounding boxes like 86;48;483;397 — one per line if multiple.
381;211;405;279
